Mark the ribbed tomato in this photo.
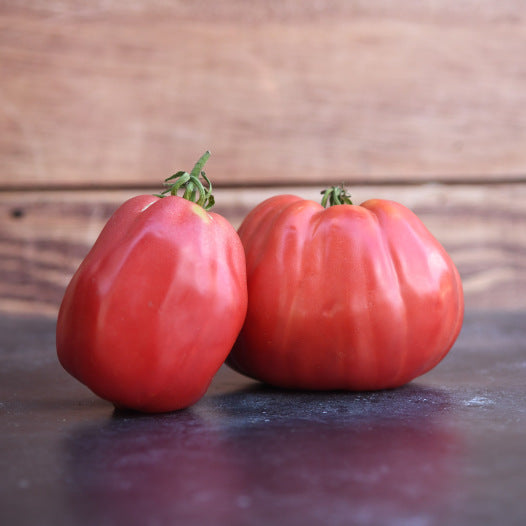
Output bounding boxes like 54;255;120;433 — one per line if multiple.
227;186;464;390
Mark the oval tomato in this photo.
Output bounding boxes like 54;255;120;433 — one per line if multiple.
56;153;247;412
227;187;464;390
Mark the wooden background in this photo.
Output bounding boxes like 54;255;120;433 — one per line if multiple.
1;1;525;316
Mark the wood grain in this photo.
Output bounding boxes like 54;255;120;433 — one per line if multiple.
2;2;526;187
1;184;525;316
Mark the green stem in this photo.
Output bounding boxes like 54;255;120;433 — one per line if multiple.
320;184;353;208
155;151;215;210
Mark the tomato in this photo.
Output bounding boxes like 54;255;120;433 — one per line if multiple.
56;152;247;412
227;186;464;390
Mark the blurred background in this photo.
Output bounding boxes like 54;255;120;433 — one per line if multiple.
1;0;525;316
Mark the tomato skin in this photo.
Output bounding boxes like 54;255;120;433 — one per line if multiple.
57;194;247;412
227;195;464;390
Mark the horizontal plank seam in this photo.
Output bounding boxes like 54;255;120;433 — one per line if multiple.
2;176;526;192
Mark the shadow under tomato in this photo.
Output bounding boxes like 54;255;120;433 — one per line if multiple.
199;381;464;524
62;383;464;526
62;408;244;526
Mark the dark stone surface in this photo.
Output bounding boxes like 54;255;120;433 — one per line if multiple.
1;311;525;526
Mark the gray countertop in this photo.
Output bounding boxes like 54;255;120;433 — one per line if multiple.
1;311;525;526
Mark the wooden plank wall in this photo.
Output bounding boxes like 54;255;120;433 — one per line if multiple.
1;2;525;316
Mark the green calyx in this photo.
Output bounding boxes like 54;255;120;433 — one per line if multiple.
320;184;353;208
155;150;215;210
